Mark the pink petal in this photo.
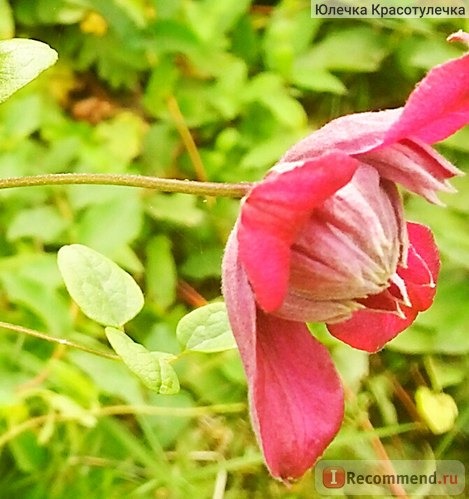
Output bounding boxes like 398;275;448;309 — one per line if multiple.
357;289;403;314
255;312;344;480
282;109;402;160
222;225;257;379
384;53;469;145
222;230;344;480
360;138;462;204
326;307;418;353
326;222;439;353
238;152;359;312
398;222;440;311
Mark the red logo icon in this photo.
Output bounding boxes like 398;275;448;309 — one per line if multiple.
322;466;346;488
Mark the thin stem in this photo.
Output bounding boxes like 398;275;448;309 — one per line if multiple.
0;321;118;360
0;173;251;198
96;403;245;418
345;386;409;498
0;402;246;448
167;95;208;182
388;372;422;423
18;343;68;392
423;356;442;392
360;415;409;498
177;280;209;308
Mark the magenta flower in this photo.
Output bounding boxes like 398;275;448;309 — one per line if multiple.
222;51;469;481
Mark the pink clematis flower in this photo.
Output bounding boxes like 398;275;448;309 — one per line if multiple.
222;48;469;481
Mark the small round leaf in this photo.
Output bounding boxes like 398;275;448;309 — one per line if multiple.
176;302;237;353
58;244;144;327
0;38;58;103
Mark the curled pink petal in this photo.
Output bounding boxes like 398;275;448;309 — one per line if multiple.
327;222;440;352
326;307;418;353
384;53;469;145
238;152;359;312
360;138;463;204
282;108;462;204
398;222;440;311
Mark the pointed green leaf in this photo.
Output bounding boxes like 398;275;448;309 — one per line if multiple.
57;244;144;327
176;302;237;353
105;327;180;394
0;38;58;103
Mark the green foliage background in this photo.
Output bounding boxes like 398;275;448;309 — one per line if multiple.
0;1;467;497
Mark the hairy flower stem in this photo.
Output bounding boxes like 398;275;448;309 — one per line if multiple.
0;173;252;198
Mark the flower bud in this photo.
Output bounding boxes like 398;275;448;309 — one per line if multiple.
275;165;407;323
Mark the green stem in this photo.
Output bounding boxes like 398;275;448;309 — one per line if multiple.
0;402;246;448
423;355;442;392
0;173;252;198
0;321;118;360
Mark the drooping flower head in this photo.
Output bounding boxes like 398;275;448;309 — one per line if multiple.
222;43;469;481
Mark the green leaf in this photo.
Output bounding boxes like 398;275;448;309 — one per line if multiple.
8;431;47;473
145;391;195;448
396;37;462;78
291;68;347;95
181;246;223;280
208;56;247;119
243;72;307;129
146;235;177;310
76;191;143;255
0;272;72;336
70;351;144;405
425;357;467;389
367;375;398;426
146;193;205;227
0;0;14;39
0;38;57;103
57;244;144;327
0;93;43;141
176;302;237;353
332;342;369;393
415;387;458;435
7;205;68;243
239;131;302;170
296;27;387;73
263;7;318;75
143;55;179;117
185;0;251;43
95;111;147;163
105;327;180;394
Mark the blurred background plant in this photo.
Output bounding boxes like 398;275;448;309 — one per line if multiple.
0;1;467;497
